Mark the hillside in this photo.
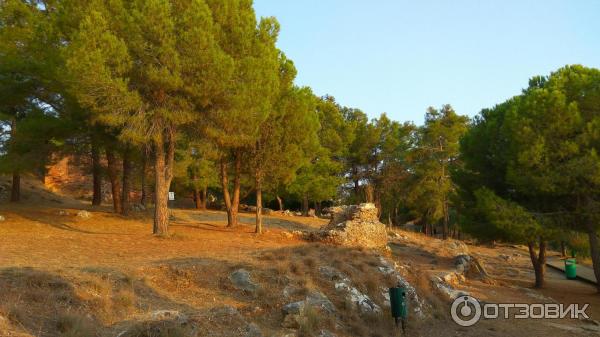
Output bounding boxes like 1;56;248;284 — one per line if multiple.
0;178;599;337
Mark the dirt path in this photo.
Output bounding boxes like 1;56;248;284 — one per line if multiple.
547;257;598;284
388;231;600;336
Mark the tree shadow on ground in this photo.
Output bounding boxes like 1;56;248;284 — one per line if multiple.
15;210;134;235
188;212;319;232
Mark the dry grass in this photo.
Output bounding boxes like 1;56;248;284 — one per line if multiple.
2;181;598;336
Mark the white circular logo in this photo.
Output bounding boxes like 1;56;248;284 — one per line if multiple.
451;295;482;327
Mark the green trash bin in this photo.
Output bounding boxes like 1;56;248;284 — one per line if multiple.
389;286;407;332
565;259;577;280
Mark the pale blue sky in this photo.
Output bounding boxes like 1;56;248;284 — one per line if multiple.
253;1;600;124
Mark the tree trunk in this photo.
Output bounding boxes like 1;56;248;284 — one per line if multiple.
302;194;309;216
527;239;547;288
153;133;174;236
220;155;239;227
192;170;201;210
560;241;567;258
231;152;241;226
442;200;449;240
105;149;122;214
193;187;201;209
365;184;374;203
10;171;20;202
121;146;132;216
9;119;20;202
140;147;149;207
201;185;207;209
91;142;102;206
255;176;263;234
276;195;283;211
587;228;600;292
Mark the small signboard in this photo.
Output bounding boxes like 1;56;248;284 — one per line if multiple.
168;192;175;201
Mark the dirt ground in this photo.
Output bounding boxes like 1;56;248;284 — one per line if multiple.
0;181;599;336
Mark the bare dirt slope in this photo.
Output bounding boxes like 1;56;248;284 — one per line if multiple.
0;180;599;337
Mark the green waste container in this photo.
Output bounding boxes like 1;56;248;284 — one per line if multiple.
565;259;577;280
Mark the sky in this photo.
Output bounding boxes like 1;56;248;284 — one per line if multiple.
253;0;600;125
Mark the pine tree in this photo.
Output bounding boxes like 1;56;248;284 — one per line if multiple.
203;0;280;227
250;52;319;233
407;105;469;238
66;0;232;235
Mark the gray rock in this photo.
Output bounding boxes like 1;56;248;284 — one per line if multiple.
334;282;381;313
455;254;489;280
319;266;347;281
282;285;298;298
230;269;259;292
245;323;263;337
318;330;337;337
281;314;302;329
272;332;297;337
306;291;335;313
209;305;241;318
499;254;511;261
77;210;91;219
150;310;187;322
282;301;305;315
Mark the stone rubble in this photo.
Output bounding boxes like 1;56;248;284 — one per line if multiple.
309;203;388;249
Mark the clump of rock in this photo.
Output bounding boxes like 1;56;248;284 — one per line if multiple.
432;254;492;301
455;254;491;281
76;210;92;219
281;291;336;329
229;268;259;292
309;203;387;249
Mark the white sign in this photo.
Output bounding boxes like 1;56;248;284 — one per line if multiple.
168;192;175;201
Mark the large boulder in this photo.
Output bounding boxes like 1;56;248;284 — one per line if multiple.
310;203;387;249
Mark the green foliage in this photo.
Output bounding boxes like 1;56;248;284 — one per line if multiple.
287;96;348;203
406;105;469;226
470;188;543;243
0;0;69;177
65;0;231;143
203;0;280;150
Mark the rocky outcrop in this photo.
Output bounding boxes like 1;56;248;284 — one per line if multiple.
229;269;259;292
455;254;489;280
309;203;387;249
